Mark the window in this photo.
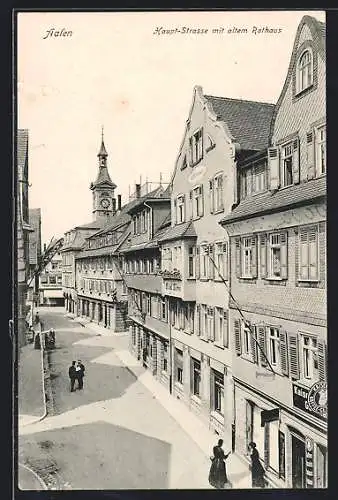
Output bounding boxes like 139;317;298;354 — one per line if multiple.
252;163;266;193
162;342;169;372
161;297;167;322
193;186;204;218
210;174;224;213
242;237;254;278
268;327;280;369
240;168;252;200
316;125;326;175
190;128;203;164
191;358;201;397
215;307;224;344
212;370;224;416
207;307;214;341
301;335;318;380
215;242;228;280
200;245;209;279
267;232;287;279
201;304;208;339
175;348;183;384
177;195;185;223
49;275;56;285
243;322;250;355
297;49;313;93
299;225;319;281
188;246;196;278
206;134;215;152
281;142;293;186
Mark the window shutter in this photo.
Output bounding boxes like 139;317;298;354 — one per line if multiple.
292;138;300;184
209;179;214;214
251;235;258;278
223;243;228;280
235;238;241;278
195;305;200;336
250;326;258;364
307;131;315;180
220;175;224;210
200;184;204;216
188;137;193;165
268;147;280;190
210;308;215;341
317;338;327;382
279;330;289;376
264;423;270;468
319;222;326;287
280;231;288;279
258;326;267;367
234;319;241;355
288;332;300;380
223;310;228;347
260;234;267;278
196;246;200;279
299;227;309;280
209;244;215;279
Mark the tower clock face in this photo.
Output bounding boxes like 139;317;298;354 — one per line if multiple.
100;198;110;209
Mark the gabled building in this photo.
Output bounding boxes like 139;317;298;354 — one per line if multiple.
154;86;275;444
220;16;326;489
39;242;64;306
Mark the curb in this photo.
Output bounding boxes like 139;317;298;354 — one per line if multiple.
18;462;48;490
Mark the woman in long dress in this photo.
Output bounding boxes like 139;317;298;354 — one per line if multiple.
208;439;231;489
248;442;265;488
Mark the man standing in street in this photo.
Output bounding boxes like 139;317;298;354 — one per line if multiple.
68;361;77;392
76;360;85;390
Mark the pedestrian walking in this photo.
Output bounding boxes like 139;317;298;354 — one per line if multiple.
76;359;85;390
68;361;77;392
208;439;231;489
34;311;40;325
248;442;265;488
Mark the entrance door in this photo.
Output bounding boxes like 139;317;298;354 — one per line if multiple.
292;435;306;488
316;444;327;488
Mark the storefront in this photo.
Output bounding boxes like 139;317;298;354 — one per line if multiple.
235;380;327;488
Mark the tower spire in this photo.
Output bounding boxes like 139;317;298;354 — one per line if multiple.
98;125;108;158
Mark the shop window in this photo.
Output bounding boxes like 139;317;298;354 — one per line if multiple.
191;358;201;397
175;348;183;384
212;370;224;416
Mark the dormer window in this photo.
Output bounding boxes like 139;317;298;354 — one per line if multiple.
206;134;215;153
297;49;313;94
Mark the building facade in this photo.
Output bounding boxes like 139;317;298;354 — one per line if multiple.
220;16;326;488
17;129;33;349
28;208;42;308
39;247;64;306
120;185;171;389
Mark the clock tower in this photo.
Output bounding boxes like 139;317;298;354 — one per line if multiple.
90;128;117;222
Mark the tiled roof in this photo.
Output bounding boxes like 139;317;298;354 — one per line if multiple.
17;129;29;177
62;232;86;251
158;221;197;243
126;186;169;214
220;177;326;225
204;95;275;151
76;244;120;259
75;221;105;230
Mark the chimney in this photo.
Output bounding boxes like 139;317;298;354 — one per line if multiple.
117;194;122;211
112;198;116;214
135;183;141;199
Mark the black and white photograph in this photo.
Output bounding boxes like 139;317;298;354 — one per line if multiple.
15;9;327;490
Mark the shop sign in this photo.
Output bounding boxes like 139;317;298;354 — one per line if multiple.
292;382;327;422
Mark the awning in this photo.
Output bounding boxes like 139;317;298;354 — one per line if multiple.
43;289;64;298
261;408;280;427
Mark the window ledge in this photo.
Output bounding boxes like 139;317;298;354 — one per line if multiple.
213;208;224;215
265;276;284;281
295;83;314;99
210;410;224;424
239;276;257;281
191;394;201;404
213;342;225;350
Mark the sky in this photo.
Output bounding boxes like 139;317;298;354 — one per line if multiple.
17;10;325;245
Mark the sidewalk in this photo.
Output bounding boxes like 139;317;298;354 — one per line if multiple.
18;342;46;426
18;464;47;490
69;315;252;488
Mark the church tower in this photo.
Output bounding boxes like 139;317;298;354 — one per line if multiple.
90;128;117;222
